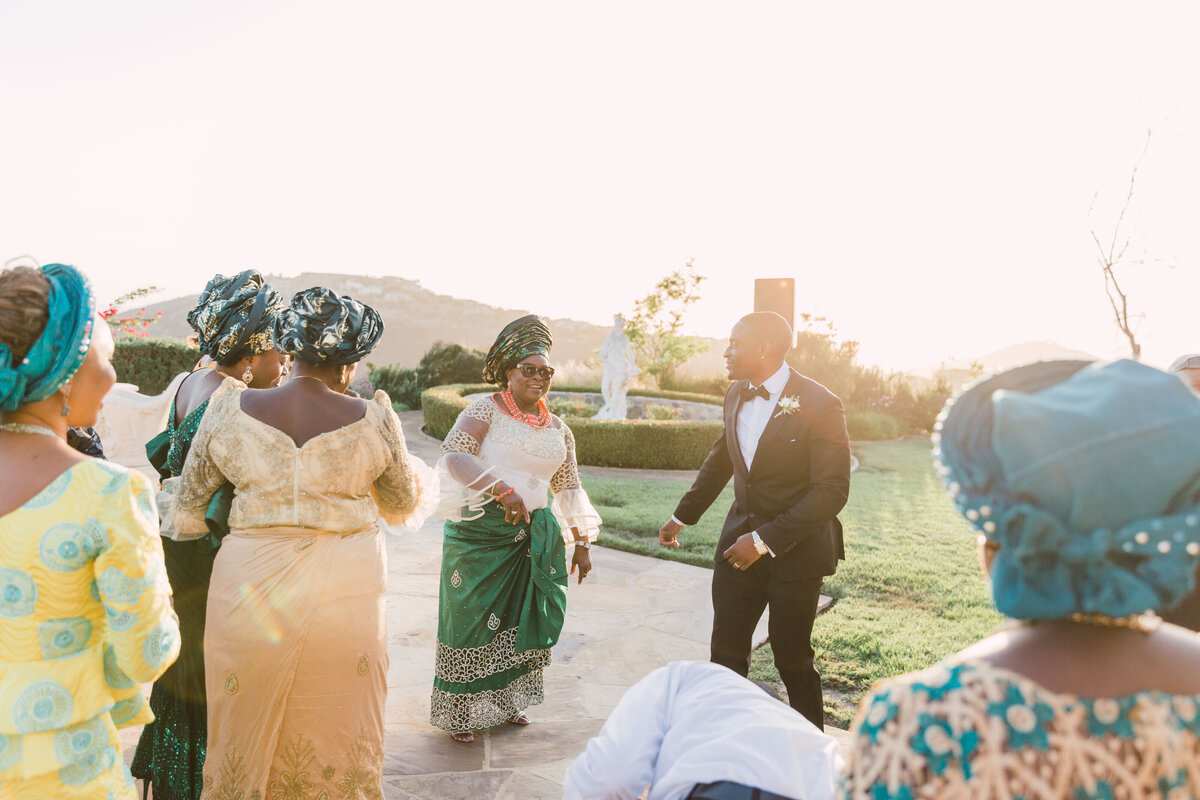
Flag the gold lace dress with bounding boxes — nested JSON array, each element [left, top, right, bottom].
[[172, 381, 421, 800]]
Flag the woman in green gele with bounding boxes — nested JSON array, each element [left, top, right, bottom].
[[432, 315, 602, 743], [132, 270, 289, 800]]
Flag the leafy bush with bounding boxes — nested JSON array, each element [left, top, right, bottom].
[[547, 398, 598, 419], [553, 384, 726, 406], [369, 341, 486, 409], [422, 383, 722, 469], [846, 412, 903, 441], [369, 364, 421, 409], [113, 339, 199, 395], [660, 373, 729, 396], [348, 373, 376, 400], [646, 404, 682, 420], [787, 315, 950, 433]]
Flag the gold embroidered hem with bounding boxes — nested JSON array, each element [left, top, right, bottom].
[[430, 669, 546, 733], [204, 730, 383, 800]]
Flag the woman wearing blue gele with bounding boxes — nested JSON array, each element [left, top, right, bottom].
[[0, 262, 180, 799], [840, 360, 1200, 799]]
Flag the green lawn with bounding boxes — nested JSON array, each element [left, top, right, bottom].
[[582, 438, 1002, 728]]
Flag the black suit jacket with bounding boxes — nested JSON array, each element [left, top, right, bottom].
[[673, 368, 850, 579]]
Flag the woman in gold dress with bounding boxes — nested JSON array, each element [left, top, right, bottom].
[[173, 287, 423, 800]]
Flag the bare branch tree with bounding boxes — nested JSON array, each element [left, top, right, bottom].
[[1088, 128, 1156, 361]]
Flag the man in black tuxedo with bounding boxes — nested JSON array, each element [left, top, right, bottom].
[[659, 312, 850, 729]]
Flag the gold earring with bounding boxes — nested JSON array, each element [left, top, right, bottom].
[[242, 364, 254, 384]]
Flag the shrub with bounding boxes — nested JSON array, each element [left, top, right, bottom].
[[553, 384, 726, 405], [369, 364, 421, 408], [846, 411, 903, 441], [547, 398, 598, 419], [113, 339, 199, 395], [348, 373, 376, 401], [422, 383, 723, 469], [660, 373, 729, 396], [369, 341, 486, 409], [646, 404, 682, 421], [787, 315, 951, 433]]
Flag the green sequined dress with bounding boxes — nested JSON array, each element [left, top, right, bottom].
[[131, 396, 232, 800]]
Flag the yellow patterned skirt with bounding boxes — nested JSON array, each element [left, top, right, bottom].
[[1, 711, 137, 800], [200, 526, 386, 800]]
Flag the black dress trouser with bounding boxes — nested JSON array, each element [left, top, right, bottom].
[[710, 561, 825, 730]]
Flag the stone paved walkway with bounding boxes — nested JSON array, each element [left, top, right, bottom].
[[121, 411, 851, 799]]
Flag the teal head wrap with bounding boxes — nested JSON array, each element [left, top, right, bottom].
[[483, 315, 553, 386], [274, 287, 384, 366], [0, 263, 96, 412], [936, 359, 1200, 620]]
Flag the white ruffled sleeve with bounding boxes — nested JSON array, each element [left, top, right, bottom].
[[551, 425, 601, 542], [433, 398, 503, 522]]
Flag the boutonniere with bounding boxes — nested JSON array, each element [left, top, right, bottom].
[[775, 396, 802, 418]]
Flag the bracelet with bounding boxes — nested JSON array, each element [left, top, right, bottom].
[[494, 486, 515, 500]]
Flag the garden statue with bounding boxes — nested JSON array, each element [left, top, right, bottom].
[[93, 372, 189, 483], [595, 314, 641, 420]]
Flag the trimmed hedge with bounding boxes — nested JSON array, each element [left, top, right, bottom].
[[422, 383, 723, 470], [846, 411, 903, 441], [551, 384, 725, 405], [113, 339, 199, 395]]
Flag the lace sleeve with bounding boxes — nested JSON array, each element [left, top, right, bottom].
[[551, 425, 582, 492], [371, 392, 421, 525], [434, 398, 503, 520], [172, 381, 238, 535], [442, 428, 481, 456], [549, 421, 601, 542]]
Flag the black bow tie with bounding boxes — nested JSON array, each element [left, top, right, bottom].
[[740, 384, 770, 403]]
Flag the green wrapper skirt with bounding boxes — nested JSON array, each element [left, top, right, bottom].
[[430, 504, 568, 732]]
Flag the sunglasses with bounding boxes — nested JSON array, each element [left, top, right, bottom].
[[516, 364, 555, 381]]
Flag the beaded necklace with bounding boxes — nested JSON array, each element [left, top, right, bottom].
[[498, 389, 552, 428], [0, 422, 62, 439]]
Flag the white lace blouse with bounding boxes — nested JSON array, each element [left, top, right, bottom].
[[436, 396, 601, 543]]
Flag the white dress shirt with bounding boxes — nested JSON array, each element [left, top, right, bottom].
[[562, 660, 843, 800], [737, 362, 792, 470]]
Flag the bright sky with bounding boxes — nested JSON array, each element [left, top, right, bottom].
[[3, 1, 1198, 372]]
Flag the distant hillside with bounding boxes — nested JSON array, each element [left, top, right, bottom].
[[944, 341, 1099, 373], [136, 272, 724, 373]]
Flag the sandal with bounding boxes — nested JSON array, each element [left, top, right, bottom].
[[450, 730, 475, 743], [508, 712, 531, 726]]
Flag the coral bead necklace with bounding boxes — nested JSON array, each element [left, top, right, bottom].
[[498, 389, 552, 428]]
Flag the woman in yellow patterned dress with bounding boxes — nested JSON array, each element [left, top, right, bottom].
[[0, 263, 181, 799], [172, 288, 424, 800]]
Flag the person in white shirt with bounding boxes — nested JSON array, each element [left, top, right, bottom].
[[659, 312, 850, 729], [563, 660, 844, 800]]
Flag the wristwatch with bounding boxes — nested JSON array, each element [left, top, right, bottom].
[[574, 539, 591, 549], [750, 531, 769, 556]]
